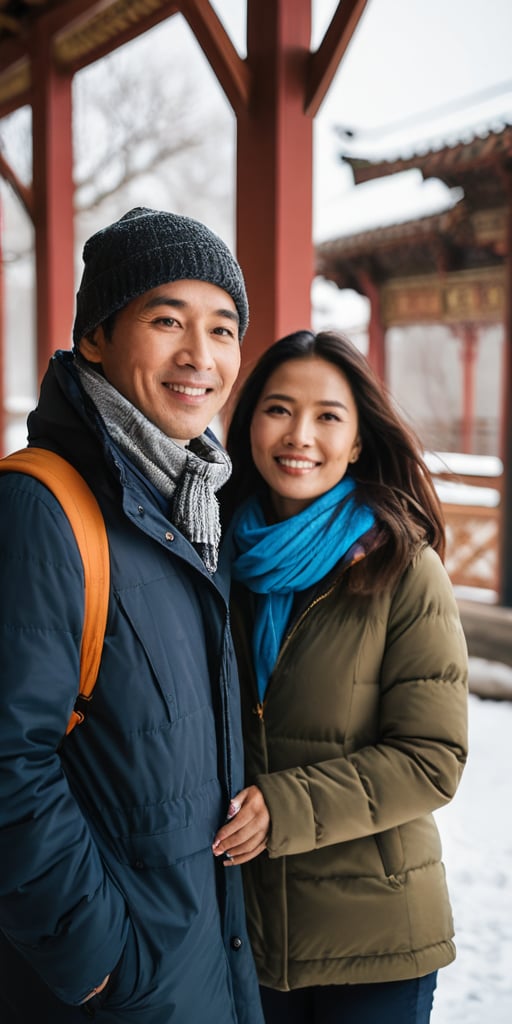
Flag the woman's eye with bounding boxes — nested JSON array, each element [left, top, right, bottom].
[[265, 404, 289, 416], [320, 412, 341, 422]]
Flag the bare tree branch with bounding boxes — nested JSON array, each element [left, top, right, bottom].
[[1, 25, 233, 256]]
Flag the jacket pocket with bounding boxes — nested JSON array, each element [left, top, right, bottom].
[[374, 827, 405, 883], [101, 778, 224, 868], [114, 580, 213, 724], [93, 917, 143, 1014]]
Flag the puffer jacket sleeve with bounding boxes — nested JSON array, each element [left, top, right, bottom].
[[258, 545, 469, 858], [0, 475, 129, 1004]]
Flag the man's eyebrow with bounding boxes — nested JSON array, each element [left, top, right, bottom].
[[142, 295, 239, 324], [263, 391, 349, 411], [216, 308, 239, 325]]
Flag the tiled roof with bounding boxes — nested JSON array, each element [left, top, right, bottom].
[[343, 123, 512, 186]]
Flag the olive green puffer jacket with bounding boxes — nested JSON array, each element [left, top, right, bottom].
[[231, 545, 468, 990]]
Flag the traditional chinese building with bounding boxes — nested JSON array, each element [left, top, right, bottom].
[[315, 123, 512, 602]]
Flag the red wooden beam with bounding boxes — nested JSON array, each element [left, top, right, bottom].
[[180, 0, 250, 117], [0, 34, 25, 73], [305, 0, 368, 117], [236, 0, 314, 369], [0, 89, 32, 121], [30, 24, 75, 380]]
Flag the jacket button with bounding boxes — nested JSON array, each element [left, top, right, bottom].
[[230, 936, 243, 951], [137, 505, 144, 515], [165, 531, 174, 542], [134, 859, 145, 869]]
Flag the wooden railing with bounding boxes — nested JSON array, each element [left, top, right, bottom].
[[426, 453, 503, 597]]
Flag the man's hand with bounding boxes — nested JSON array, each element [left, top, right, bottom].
[[212, 786, 270, 865]]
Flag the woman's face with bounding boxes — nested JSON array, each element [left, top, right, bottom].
[[250, 356, 361, 519]]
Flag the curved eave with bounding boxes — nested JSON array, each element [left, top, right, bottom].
[[316, 205, 463, 263], [343, 122, 512, 186]]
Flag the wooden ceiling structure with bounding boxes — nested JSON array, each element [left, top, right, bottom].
[[0, 0, 368, 386], [316, 124, 512, 603]]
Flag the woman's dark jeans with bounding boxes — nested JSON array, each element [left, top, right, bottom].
[[260, 972, 438, 1024]]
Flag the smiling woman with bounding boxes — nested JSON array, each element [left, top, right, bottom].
[[249, 356, 361, 519], [215, 329, 469, 1024]]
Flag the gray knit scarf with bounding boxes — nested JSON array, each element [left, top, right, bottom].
[[76, 357, 231, 573]]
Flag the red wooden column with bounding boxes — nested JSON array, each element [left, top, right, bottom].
[[457, 323, 478, 453], [356, 270, 385, 380], [183, 0, 367, 369], [30, 21, 75, 384], [236, 0, 314, 368]]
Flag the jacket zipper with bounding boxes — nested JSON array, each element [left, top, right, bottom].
[[253, 579, 340, 722]]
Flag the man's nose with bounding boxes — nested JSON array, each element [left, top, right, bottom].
[[176, 327, 215, 370]]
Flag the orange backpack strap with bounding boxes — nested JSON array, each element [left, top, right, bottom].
[[0, 448, 110, 734]]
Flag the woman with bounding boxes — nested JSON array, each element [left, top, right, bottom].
[[212, 330, 468, 1024]]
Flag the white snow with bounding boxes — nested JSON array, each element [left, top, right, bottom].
[[424, 452, 504, 508], [424, 452, 503, 478], [433, 685, 512, 1022], [433, 481, 500, 508]]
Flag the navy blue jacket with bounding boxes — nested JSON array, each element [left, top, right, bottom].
[[0, 352, 263, 1024]]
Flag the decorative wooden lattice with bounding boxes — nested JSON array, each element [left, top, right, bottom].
[[443, 504, 501, 592]]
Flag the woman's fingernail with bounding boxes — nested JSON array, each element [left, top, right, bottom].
[[227, 801, 241, 819]]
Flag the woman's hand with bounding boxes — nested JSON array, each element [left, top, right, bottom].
[[212, 786, 270, 865]]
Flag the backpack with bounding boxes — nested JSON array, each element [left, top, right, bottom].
[[0, 448, 110, 734]]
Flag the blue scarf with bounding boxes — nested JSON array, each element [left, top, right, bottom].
[[231, 477, 375, 700]]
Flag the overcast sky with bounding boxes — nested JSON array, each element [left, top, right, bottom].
[[311, 0, 512, 238], [211, 0, 512, 238], [3, 0, 512, 347]]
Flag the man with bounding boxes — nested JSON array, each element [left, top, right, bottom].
[[0, 207, 264, 1024]]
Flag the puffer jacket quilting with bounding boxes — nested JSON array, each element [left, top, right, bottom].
[[231, 543, 468, 990], [0, 352, 263, 1024]]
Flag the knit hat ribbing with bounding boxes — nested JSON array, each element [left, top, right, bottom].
[[73, 207, 249, 346]]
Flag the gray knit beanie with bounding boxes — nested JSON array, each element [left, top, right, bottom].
[[73, 207, 249, 346]]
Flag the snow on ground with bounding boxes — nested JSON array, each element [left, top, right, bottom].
[[432, 685, 512, 1022]]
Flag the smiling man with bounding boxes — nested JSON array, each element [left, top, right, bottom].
[[0, 208, 264, 1024]]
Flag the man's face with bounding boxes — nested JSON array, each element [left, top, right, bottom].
[[80, 279, 241, 442]]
